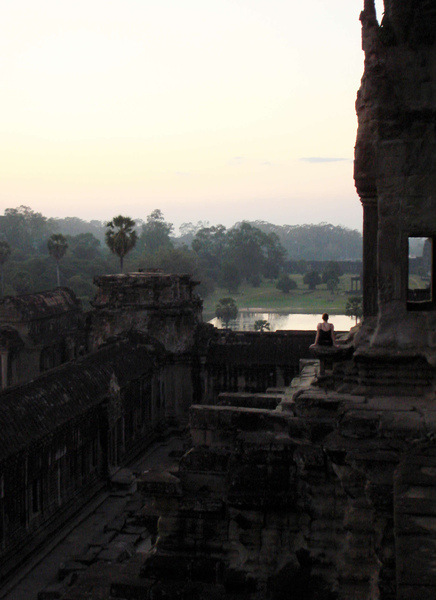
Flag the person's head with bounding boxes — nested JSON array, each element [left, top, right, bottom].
[[322, 313, 329, 322]]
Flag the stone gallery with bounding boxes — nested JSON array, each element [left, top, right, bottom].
[[1, 0, 436, 598]]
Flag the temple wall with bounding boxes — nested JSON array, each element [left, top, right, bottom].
[[89, 272, 202, 355], [203, 330, 315, 404], [0, 339, 166, 582], [0, 288, 85, 388], [137, 366, 436, 599]]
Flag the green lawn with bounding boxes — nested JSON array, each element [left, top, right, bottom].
[[202, 274, 360, 320], [408, 274, 429, 289]]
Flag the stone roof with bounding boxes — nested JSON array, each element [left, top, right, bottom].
[[0, 288, 81, 323], [0, 338, 159, 464]]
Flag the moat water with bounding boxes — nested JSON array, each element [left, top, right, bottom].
[[209, 312, 355, 332]]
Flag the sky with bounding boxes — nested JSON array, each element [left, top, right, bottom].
[[0, 0, 385, 233]]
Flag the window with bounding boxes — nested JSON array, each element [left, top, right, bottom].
[[408, 237, 435, 310], [31, 478, 42, 514]]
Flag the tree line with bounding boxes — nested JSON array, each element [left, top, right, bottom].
[[0, 206, 362, 305]]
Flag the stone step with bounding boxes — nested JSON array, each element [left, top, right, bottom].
[[217, 392, 283, 410]]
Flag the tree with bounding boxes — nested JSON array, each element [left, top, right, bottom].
[[276, 274, 297, 293], [303, 270, 321, 290], [0, 206, 51, 255], [322, 261, 342, 284], [48, 234, 68, 287], [262, 232, 286, 279], [192, 225, 228, 279], [0, 241, 11, 297], [346, 296, 363, 324], [219, 261, 242, 293], [254, 319, 270, 332], [12, 271, 33, 295], [248, 273, 262, 288], [177, 221, 210, 247], [105, 215, 138, 273], [67, 233, 101, 260], [326, 278, 338, 295], [142, 245, 214, 298], [226, 222, 286, 284], [226, 222, 266, 283], [423, 238, 432, 275], [140, 209, 173, 255], [288, 259, 308, 274], [215, 297, 238, 329], [67, 275, 97, 302]]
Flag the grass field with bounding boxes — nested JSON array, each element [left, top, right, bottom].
[[202, 273, 361, 320]]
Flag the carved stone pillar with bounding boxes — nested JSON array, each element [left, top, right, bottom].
[[361, 198, 378, 317], [0, 350, 7, 390]]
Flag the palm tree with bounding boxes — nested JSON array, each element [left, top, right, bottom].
[[48, 234, 68, 287], [105, 216, 138, 273], [0, 241, 11, 297]]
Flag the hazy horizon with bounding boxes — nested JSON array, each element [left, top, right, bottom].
[[1, 204, 364, 237], [1, 1, 385, 233]]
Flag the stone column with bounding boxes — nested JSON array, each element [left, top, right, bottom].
[[362, 198, 378, 317], [0, 351, 8, 390]]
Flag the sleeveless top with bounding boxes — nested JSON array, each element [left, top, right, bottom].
[[318, 325, 333, 346]]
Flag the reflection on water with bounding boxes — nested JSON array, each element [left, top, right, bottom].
[[209, 312, 355, 332]]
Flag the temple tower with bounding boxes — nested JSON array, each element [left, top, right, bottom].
[[354, 0, 436, 383]]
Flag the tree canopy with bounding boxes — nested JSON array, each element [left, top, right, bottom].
[[242, 221, 362, 261], [215, 297, 238, 329], [322, 261, 342, 284], [254, 319, 270, 332], [140, 209, 173, 256], [0, 241, 11, 297], [191, 222, 286, 287], [303, 270, 321, 290], [219, 261, 242, 293], [192, 225, 228, 280], [276, 273, 297, 293], [0, 205, 362, 305]]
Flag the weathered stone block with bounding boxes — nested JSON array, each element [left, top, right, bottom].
[[379, 410, 425, 439], [37, 583, 67, 600], [339, 410, 380, 439], [142, 552, 223, 585], [58, 560, 88, 581], [137, 471, 182, 497], [293, 392, 344, 418], [395, 485, 436, 516], [179, 446, 230, 472], [395, 514, 436, 536], [398, 585, 436, 600], [294, 443, 325, 472], [396, 536, 436, 586], [217, 392, 282, 410], [98, 541, 135, 563]]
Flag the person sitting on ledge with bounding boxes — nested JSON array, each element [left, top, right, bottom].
[[313, 313, 336, 347]]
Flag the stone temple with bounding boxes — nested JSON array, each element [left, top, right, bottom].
[[1, 1, 436, 598]]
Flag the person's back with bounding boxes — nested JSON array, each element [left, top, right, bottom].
[[318, 325, 333, 346], [314, 313, 336, 347]]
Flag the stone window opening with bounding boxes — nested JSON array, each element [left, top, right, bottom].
[[31, 478, 42, 515], [407, 237, 436, 310]]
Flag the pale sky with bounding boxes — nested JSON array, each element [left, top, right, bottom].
[[0, 0, 385, 233]]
